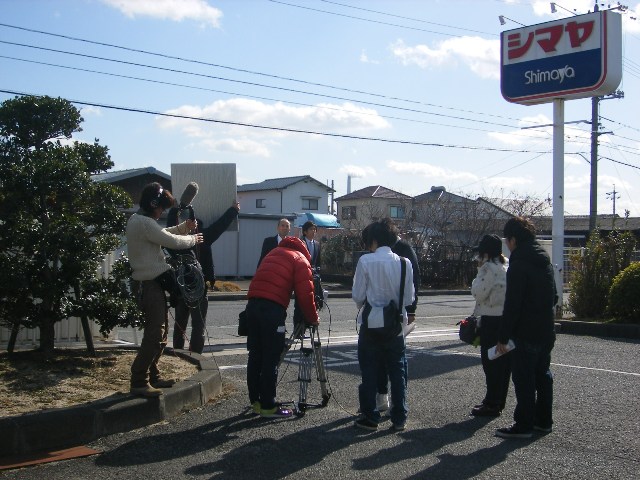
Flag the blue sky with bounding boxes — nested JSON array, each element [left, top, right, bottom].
[[1, 0, 639, 216]]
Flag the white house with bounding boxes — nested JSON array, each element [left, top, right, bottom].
[[238, 175, 334, 216]]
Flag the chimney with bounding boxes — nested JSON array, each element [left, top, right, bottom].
[[347, 175, 352, 194]]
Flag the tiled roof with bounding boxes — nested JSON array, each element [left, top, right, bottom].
[[91, 167, 170, 183], [238, 175, 334, 192], [335, 185, 411, 201]]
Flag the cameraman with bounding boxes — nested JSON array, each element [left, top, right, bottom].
[[166, 200, 239, 353], [246, 236, 318, 418], [126, 182, 203, 397]]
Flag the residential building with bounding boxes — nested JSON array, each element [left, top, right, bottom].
[[334, 185, 412, 231]]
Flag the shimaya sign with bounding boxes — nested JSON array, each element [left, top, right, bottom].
[[501, 10, 622, 105]]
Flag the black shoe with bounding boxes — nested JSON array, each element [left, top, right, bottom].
[[354, 417, 378, 431], [495, 424, 533, 439], [471, 404, 501, 417], [533, 424, 553, 433]]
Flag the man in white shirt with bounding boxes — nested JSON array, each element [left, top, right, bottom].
[[352, 218, 414, 432]]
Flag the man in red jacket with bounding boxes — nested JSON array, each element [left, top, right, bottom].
[[246, 236, 319, 418]]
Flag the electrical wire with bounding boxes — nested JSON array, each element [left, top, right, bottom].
[[0, 88, 556, 154]]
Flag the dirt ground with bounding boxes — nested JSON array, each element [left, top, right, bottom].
[[0, 348, 199, 417]]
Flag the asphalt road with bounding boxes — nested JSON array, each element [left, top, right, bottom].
[[4, 296, 639, 479]]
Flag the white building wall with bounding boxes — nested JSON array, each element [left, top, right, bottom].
[[281, 182, 329, 214], [238, 190, 282, 215]]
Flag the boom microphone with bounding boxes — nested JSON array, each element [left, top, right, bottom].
[[179, 182, 199, 209]]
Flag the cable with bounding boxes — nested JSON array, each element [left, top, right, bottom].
[[0, 22, 539, 126], [0, 89, 555, 154], [0, 54, 548, 137], [0, 39, 526, 130]]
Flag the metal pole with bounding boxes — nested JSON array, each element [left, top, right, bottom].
[[552, 99, 565, 304], [589, 96, 599, 232]]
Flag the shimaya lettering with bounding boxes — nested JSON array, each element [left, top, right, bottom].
[[524, 65, 575, 85]]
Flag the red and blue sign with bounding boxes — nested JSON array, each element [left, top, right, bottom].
[[501, 11, 622, 105]]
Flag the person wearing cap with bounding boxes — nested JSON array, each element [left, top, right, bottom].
[[470, 234, 510, 417]]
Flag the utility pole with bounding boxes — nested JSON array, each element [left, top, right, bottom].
[[589, 96, 599, 232], [606, 184, 620, 216], [588, 90, 623, 233]]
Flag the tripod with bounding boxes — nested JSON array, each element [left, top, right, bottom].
[[280, 322, 331, 416]]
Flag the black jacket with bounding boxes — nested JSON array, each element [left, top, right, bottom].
[[257, 235, 279, 268], [499, 239, 557, 345], [166, 206, 239, 283], [391, 239, 421, 314]]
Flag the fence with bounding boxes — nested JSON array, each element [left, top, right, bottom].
[[0, 250, 140, 349]]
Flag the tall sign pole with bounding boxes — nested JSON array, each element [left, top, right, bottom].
[[501, 10, 622, 301], [552, 98, 565, 289]]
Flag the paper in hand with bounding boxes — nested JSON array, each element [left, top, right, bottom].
[[488, 339, 515, 360]]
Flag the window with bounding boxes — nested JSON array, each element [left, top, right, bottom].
[[342, 206, 357, 219], [390, 205, 405, 219], [302, 198, 318, 210], [256, 199, 266, 208]]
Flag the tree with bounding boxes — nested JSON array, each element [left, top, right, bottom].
[[0, 95, 141, 355]]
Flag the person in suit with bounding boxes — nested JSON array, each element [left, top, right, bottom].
[[257, 218, 291, 267], [300, 220, 321, 271], [293, 220, 322, 327]]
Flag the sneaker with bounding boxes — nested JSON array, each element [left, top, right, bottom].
[[391, 422, 406, 432], [495, 424, 533, 439], [354, 417, 378, 431], [471, 404, 502, 417], [251, 401, 261, 415], [130, 385, 163, 397], [150, 378, 176, 388], [260, 406, 294, 418], [376, 393, 389, 412], [533, 424, 553, 433]]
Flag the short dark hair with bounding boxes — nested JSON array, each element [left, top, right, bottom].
[[302, 221, 317, 233], [139, 182, 174, 212], [503, 216, 536, 244], [363, 217, 398, 249]]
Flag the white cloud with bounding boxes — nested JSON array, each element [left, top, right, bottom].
[[339, 164, 377, 178], [390, 37, 500, 80], [488, 113, 592, 148], [387, 160, 478, 182], [80, 106, 102, 117], [360, 50, 381, 65], [101, 0, 223, 27], [156, 98, 390, 156]]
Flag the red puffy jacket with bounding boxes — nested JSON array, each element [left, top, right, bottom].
[[248, 236, 319, 325]]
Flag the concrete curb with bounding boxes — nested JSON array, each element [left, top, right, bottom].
[[0, 348, 222, 458], [556, 320, 640, 339]]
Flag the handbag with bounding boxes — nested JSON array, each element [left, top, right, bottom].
[[457, 315, 479, 345], [362, 258, 406, 341]]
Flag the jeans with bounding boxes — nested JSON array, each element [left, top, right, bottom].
[[479, 315, 511, 409], [246, 298, 287, 410], [130, 279, 169, 388], [172, 291, 208, 354], [358, 329, 408, 426], [511, 338, 555, 431]]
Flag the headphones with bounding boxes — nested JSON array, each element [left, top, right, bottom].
[[149, 186, 164, 209]]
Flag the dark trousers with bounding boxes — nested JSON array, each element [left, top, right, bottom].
[[358, 330, 408, 426], [479, 315, 512, 409], [511, 338, 555, 431], [172, 292, 208, 354], [246, 298, 287, 410], [130, 280, 168, 388]]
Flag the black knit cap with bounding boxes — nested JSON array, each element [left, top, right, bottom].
[[473, 234, 503, 258]]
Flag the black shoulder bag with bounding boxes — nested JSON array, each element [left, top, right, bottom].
[[362, 258, 406, 341]]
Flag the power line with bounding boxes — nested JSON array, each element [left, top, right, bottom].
[[0, 22, 530, 126], [268, 0, 490, 38], [0, 39, 526, 130], [0, 88, 555, 154], [318, 0, 497, 37], [0, 54, 553, 140]]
